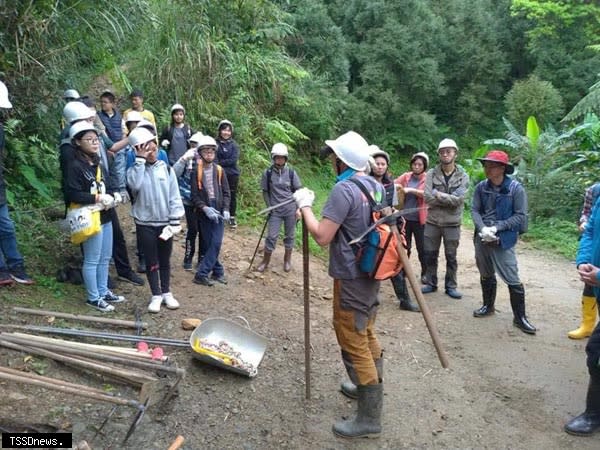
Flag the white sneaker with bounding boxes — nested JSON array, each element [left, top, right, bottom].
[[148, 295, 163, 313], [162, 292, 180, 310]]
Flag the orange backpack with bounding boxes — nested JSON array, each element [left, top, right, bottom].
[[348, 178, 403, 280]]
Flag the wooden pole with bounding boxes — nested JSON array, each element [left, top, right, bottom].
[[13, 307, 148, 330], [302, 219, 311, 399], [393, 226, 450, 368]]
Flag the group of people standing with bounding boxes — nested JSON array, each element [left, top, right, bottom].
[[2, 78, 599, 438], [58, 88, 241, 313], [292, 130, 540, 438]]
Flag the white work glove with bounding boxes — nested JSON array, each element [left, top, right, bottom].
[[170, 225, 182, 234], [223, 210, 231, 222], [182, 149, 197, 161], [113, 192, 123, 205], [293, 187, 315, 209], [479, 226, 498, 242], [161, 139, 170, 148], [119, 190, 130, 204], [159, 225, 174, 241], [203, 206, 222, 223], [98, 194, 115, 209]]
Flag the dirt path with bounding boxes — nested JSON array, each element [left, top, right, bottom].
[[1, 216, 599, 449]]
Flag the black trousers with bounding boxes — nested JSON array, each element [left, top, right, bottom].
[[136, 224, 173, 296], [110, 209, 133, 276], [227, 173, 239, 217], [404, 219, 426, 276]]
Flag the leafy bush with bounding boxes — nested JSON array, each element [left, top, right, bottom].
[[504, 75, 564, 130]]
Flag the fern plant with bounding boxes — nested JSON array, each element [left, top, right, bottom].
[[3, 118, 60, 207]]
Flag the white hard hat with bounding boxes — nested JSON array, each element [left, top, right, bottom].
[[125, 110, 143, 124], [197, 135, 217, 148], [63, 101, 94, 124], [325, 131, 370, 171], [189, 132, 204, 143], [218, 119, 233, 131], [69, 121, 98, 140], [437, 138, 458, 151], [63, 89, 80, 101], [0, 81, 12, 109], [368, 145, 390, 164], [171, 103, 185, 114], [410, 152, 429, 169], [137, 118, 156, 134], [128, 127, 155, 147], [271, 143, 288, 158]]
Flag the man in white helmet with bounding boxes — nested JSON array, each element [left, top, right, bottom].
[[421, 138, 470, 299], [0, 81, 34, 286], [256, 143, 303, 273], [293, 131, 385, 439]]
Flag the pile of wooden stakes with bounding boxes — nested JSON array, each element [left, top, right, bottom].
[[0, 308, 186, 445]]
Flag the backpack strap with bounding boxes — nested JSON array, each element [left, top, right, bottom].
[[348, 177, 378, 208]]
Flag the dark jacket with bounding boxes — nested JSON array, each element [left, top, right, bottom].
[[471, 176, 527, 249], [191, 161, 231, 213], [216, 138, 240, 177], [98, 110, 123, 141], [63, 153, 111, 225]]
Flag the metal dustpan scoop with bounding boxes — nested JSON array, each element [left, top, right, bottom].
[[189, 316, 268, 378]]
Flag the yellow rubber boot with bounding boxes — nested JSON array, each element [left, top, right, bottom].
[[568, 296, 598, 339]]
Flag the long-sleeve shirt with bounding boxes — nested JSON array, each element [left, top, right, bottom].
[[126, 158, 184, 227], [423, 164, 469, 227]]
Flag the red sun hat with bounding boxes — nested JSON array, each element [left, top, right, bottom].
[[477, 150, 514, 174]]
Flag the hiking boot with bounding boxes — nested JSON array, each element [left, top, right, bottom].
[[10, 266, 34, 285], [118, 271, 145, 286], [103, 291, 125, 303], [211, 275, 228, 285], [193, 276, 214, 286], [87, 298, 115, 312], [229, 217, 237, 229], [162, 292, 180, 309], [148, 295, 163, 313], [0, 270, 15, 286]]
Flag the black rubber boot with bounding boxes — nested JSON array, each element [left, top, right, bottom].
[[341, 358, 383, 400], [509, 284, 536, 334], [333, 383, 383, 438], [473, 276, 497, 317], [565, 369, 600, 436], [183, 239, 194, 271], [392, 272, 420, 312]]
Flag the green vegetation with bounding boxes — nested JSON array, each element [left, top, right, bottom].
[[1, 0, 600, 276]]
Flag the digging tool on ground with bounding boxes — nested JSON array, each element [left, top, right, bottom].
[[0, 325, 189, 347], [6, 332, 168, 361], [0, 365, 148, 443], [1, 333, 183, 375], [248, 213, 270, 271], [392, 225, 450, 368], [0, 338, 156, 387], [302, 218, 311, 399], [13, 306, 148, 330]]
